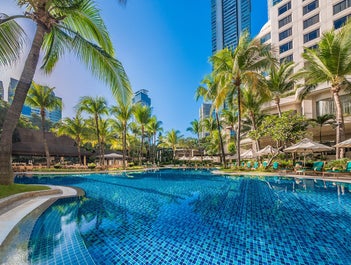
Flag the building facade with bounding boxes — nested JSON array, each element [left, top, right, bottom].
[[211, 0, 251, 54], [256, 0, 351, 144], [199, 103, 213, 138], [0, 81, 3, 101], [132, 89, 151, 107], [7, 78, 62, 123]]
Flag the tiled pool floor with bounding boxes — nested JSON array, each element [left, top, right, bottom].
[[12, 170, 351, 264]]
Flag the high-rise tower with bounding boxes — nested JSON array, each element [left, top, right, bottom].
[[211, 0, 251, 54]]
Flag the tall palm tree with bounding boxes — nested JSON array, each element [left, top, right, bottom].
[[187, 119, 201, 141], [110, 101, 134, 169], [297, 22, 351, 158], [25, 82, 62, 167], [196, 74, 226, 167], [147, 116, 163, 165], [78, 96, 108, 165], [241, 89, 267, 151], [265, 61, 297, 117], [309, 114, 335, 143], [212, 31, 274, 165], [133, 104, 152, 165], [164, 129, 183, 161], [55, 113, 89, 165], [0, 0, 131, 184]]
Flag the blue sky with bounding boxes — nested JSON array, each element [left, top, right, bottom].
[[1, 0, 268, 137]]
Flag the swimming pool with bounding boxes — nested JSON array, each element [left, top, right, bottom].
[[10, 170, 351, 264]]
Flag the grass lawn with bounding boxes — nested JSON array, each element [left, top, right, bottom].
[[0, 184, 50, 199]]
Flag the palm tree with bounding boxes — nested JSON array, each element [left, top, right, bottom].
[[147, 116, 163, 165], [164, 129, 183, 161], [241, 89, 267, 151], [265, 61, 297, 117], [55, 113, 89, 165], [78, 96, 108, 165], [133, 104, 152, 165], [25, 82, 62, 167], [0, 0, 131, 184], [310, 114, 335, 143], [110, 101, 134, 169], [212, 31, 274, 165], [297, 22, 351, 158], [187, 119, 201, 141], [196, 74, 226, 167]]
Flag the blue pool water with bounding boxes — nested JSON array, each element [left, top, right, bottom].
[[15, 169, 351, 264]]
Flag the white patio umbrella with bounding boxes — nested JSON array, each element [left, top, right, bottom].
[[190, 156, 201, 161], [256, 145, 279, 157], [241, 149, 257, 159], [334, 138, 351, 148], [178, 156, 189, 161], [284, 138, 333, 166]]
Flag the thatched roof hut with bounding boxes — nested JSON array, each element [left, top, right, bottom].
[[12, 128, 91, 157]]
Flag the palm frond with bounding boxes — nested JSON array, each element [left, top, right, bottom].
[[0, 13, 26, 66]]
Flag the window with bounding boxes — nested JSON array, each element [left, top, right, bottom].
[[279, 15, 292, 28], [316, 95, 351, 116], [280, 54, 293, 64], [279, 41, 293, 53], [279, 28, 292, 41], [278, 2, 291, 16], [304, 29, 320, 43], [260, 33, 271, 43], [334, 14, 351, 29], [303, 0, 319, 15], [333, 0, 351, 15], [303, 14, 319, 29]]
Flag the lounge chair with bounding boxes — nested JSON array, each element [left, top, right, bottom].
[[252, 161, 259, 170], [272, 161, 279, 170], [301, 161, 324, 175]]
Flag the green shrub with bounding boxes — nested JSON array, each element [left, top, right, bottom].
[[54, 163, 62, 169], [88, 163, 96, 169], [325, 158, 349, 170]]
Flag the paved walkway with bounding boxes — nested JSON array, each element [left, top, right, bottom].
[[0, 185, 78, 247]]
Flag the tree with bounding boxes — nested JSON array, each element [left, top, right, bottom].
[[78, 96, 108, 165], [252, 111, 309, 149], [265, 61, 297, 117], [212, 31, 274, 166], [0, 0, 131, 184], [196, 74, 226, 167], [241, 89, 267, 151], [164, 129, 183, 161], [147, 116, 163, 165], [309, 114, 335, 143], [110, 100, 134, 169], [25, 82, 62, 167], [55, 113, 89, 165], [133, 104, 152, 165], [297, 21, 351, 158]]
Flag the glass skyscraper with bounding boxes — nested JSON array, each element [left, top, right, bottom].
[[211, 0, 251, 54], [132, 89, 151, 107], [7, 78, 62, 123]]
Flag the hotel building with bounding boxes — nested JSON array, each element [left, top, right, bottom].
[[256, 0, 351, 145]]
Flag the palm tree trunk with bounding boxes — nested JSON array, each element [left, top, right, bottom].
[[139, 126, 144, 166], [94, 115, 102, 165], [215, 112, 226, 167], [276, 98, 282, 117], [0, 25, 46, 185], [334, 91, 345, 159], [236, 86, 241, 166], [76, 138, 82, 165], [122, 125, 127, 170], [40, 109, 51, 168]]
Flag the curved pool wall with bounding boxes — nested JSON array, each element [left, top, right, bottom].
[[14, 169, 351, 264]]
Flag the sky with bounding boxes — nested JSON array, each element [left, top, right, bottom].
[[0, 0, 268, 137]]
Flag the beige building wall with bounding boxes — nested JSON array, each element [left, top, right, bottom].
[[256, 0, 351, 144]]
